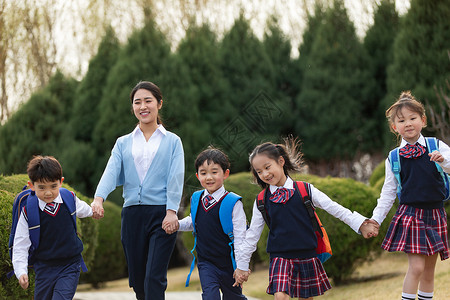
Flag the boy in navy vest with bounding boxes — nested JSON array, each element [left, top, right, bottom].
[[178, 147, 249, 300], [12, 156, 93, 300]]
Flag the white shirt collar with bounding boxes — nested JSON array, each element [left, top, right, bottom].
[[38, 193, 63, 211], [399, 134, 425, 148], [269, 176, 294, 194], [132, 124, 167, 137], [203, 185, 226, 201]]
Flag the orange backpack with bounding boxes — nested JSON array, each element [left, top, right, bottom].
[[256, 181, 332, 263]]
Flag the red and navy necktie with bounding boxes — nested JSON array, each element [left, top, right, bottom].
[[202, 194, 214, 211], [44, 202, 59, 216], [399, 143, 426, 158], [269, 187, 294, 204]]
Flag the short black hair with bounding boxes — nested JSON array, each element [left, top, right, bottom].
[[195, 146, 230, 173], [27, 155, 63, 183]]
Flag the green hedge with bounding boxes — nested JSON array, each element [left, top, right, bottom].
[[369, 161, 385, 188], [0, 174, 98, 298]]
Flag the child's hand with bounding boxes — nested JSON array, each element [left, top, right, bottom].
[[91, 197, 104, 219], [162, 210, 178, 234], [19, 274, 29, 290], [429, 150, 444, 163], [233, 268, 251, 287], [360, 219, 379, 238]]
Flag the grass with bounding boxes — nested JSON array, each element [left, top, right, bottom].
[[77, 252, 450, 299]]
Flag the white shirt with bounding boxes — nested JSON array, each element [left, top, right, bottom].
[[12, 193, 93, 279], [132, 125, 166, 183], [178, 186, 248, 270], [371, 135, 450, 225], [239, 177, 367, 271]]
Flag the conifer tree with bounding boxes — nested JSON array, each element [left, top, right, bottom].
[[295, 0, 375, 160]]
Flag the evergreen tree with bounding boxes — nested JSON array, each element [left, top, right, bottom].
[[0, 72, 78, 174], [385, 0, 450, 145], [59, 27, 120, 194], [295, 0, 375, 160], [363, 0, 399, 151], [218, 13, 276, 171]]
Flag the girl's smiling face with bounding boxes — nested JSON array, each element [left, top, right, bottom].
[[132, 89, 162, 126], [391, 106, 426, 144], [251, 154, 287, 187]]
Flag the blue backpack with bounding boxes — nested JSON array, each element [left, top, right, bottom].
[[8, 186, 88, 278], [389, 137, 450, 201], [185, 191, 242, 287]]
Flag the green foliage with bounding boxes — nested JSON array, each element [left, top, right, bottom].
[[295, 0, 376, 159], [81, 201, 127, 286], [369, 161, 386, 188], [0, 72, 78, 175], [0, 174, 98, 298], [385, 0, 450, 147]]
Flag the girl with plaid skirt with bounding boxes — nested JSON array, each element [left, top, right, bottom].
[[368, 91, 450, 300], [235, 138, 377, 299]]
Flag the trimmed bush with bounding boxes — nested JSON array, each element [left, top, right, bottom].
[[80, 201, 127, 286], [369, 161, 385, 188], [0, 174, 98, 298]]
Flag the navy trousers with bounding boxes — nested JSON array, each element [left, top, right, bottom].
[[121, 205, 177, 300], [198, 260, 247, 300], [33, 256, 81, 300]]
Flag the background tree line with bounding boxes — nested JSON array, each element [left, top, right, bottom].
[[0, 0, 449, 207]]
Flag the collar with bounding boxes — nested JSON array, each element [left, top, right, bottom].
[[203, 186, 226, 201], [269, 176, 294, 194], [132, 124, 167, 137], [38, 194, 63, 211], [399, 134, 426, 148]]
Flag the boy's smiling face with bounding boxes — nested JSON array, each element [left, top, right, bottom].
[[196, 161, 230, 194], [28, 178, 63, 204]]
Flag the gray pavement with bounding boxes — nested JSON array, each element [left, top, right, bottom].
[[74, 291, 261, 300]]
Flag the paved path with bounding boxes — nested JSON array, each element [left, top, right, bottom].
[[74, 291, 260, 300]]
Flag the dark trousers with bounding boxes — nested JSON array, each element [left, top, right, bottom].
[[121, 205, 177, 300], [198, 260, 247, 300], [34, 256, 81, 300]]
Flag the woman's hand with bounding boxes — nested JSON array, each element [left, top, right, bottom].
[[91, 197, 105, 219], [162, 210, 179, 234]]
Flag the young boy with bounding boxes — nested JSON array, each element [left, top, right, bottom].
[[178, 147, 250, 299], [12, 155, 93, 299]]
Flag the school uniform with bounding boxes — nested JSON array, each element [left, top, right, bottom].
[[179, 186, 247, 300], [372, 135, 450, 260], [95, 125, 184, 300], [241, 177, 366, 298], [12, 193, 92, 300]]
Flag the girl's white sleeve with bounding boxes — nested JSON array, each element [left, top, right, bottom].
[[12, 211, 31, 279], [311, 184, 367, 233], [371, 158, 397, 225], [238, 200, 265, 271]]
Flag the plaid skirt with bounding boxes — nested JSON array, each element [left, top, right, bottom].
[[267, 257, 331, 298], [382, 204, 449, 260]]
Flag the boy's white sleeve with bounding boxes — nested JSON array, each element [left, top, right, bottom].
[[178, 215, 193, 231], [12, 211, 31, 279], [371, 158, 397, 225], [238, 200, 265, 271], [311, 184, 367, 233], [231, 200, 247, 271], [75, 196, 93, 218]]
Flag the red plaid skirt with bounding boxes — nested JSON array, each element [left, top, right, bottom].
[[382, 204, 449, 260], [267, 257, 331, 298]]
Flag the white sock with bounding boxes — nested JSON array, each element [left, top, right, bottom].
[[417, 290, 433, 300], [402, 292, 416, 300]]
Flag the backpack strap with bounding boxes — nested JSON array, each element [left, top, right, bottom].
[[59, 188, 88, 272], [185, 190, 203, 287], [256, 188, 270, 226], [389, 147, 402, 199], [294, 181, 322, 237], [26, 192, 41, 253], [218, 192, 241, 271], [425, 137, 450, 201]]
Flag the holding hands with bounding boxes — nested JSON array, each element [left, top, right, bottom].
[[162, 210, 179, 234], [91, 197, 105, 219], [360, 219, 379, 239], [233, 268, 251, 287]]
